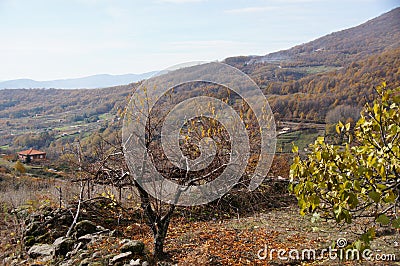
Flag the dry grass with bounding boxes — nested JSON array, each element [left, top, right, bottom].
[[1, 173, 399, 265]]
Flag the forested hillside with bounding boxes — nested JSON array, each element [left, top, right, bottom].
[[255, 6, 400, 66], [0, 7, 399, 153], [1, 6, 400, 266], [224, 7, 400, 122], [226, 7, 400, 68], [0, 84, 134, 119], [0, 84, 135, 153], [266, 47, 400, 122]]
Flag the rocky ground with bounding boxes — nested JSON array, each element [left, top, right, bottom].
[[0, 180, 399, 265], [2, 198, 150, 266]]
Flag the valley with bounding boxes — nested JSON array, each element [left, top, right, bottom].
[[0, 6, 399, 266]]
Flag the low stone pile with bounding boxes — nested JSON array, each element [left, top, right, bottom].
[[4, 202, 150, 266], [27, 230, 147, 266]]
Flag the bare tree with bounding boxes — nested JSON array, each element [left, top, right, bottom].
[[63, 62, 276, 260]]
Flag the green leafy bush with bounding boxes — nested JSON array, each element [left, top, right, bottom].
[[289, 82, 400, 247]]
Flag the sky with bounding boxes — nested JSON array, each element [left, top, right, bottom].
[[0, 0, 398, 81]]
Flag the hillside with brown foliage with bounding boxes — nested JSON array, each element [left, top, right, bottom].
[[223, 8, 400, 123], [250, 7, 400, 67], [0, 7, 399, 152], [266, 47, 400, 122], [0, 84, 135, 119]]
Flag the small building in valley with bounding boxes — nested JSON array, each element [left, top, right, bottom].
[[18, 148, 46, 163]]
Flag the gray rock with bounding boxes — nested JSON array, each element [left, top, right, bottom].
[[75, 220, 98, 238], [79, 258, 90, 266], [39, 255, 53, 263], [78, 234, 95, 243], [92, 251, 102, 258], [36, 231, 51, 243], [73, 242, 85, 252], [110, 252, 132, 264], [3, 257, 12, 264], [25, 222, 40, 236], [130, 258, 141, 265], [65, 242, 83, 258], [29, 213, 41, 222], [28, 244, 54, 258], [53, 236, 75, 256], [119, 239, 131, 245], [109, 229, 124, 237], [58, 214, 73, 225], [10, 259, 20, 266], [11, 207, 29, 218], [79, 252, 90, 259], [89, 262, 103, 266], [142, 262, 149, 266], [96, 225, 107, 231], [120, 240, 145, 255]]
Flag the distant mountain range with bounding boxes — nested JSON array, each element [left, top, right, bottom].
[[0, 72, 157, 89], [0, 7, 399, 126], [225, 7, 400, 68], [254, 7, 400, 65], [221, 7, 400, 122]]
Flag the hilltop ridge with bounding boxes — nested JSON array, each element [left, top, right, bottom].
[[225, 7, 400, 68]]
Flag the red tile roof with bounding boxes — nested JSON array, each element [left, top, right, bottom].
[[18, 148, 46, 156]]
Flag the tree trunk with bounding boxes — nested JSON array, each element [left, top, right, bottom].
[[151, 205, 175, 259], [135, 181, 176, 260], [154, 227, 167, 259]]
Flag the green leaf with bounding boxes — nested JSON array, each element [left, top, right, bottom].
[[368, 191, 381, 203], [376, 214, 390, 226], [292, 144, 298, 153], [344, 181, 352, 190], [315, 151, 321, 161], [288, 84, 400, 232], [379, 165, 386, 180], [353, 180, 361, 191], [383, 190, 396, 203], [310, 194, 320, 210], [344, 210, 352, 224], [353, 240, 362, 251], [392, 218, 400, 228], [288, 183, 294, 192], [373, 104, 379, 115], [360, 227, 375, 245], [376, 183, 387, 191], [348, 193, 359, 209], [333, 206, 342, 220], [298, 198, 306, 210], [336, 124, 341, 134]]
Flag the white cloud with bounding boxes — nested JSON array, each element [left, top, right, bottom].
[[224, 6, 278, 14]]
